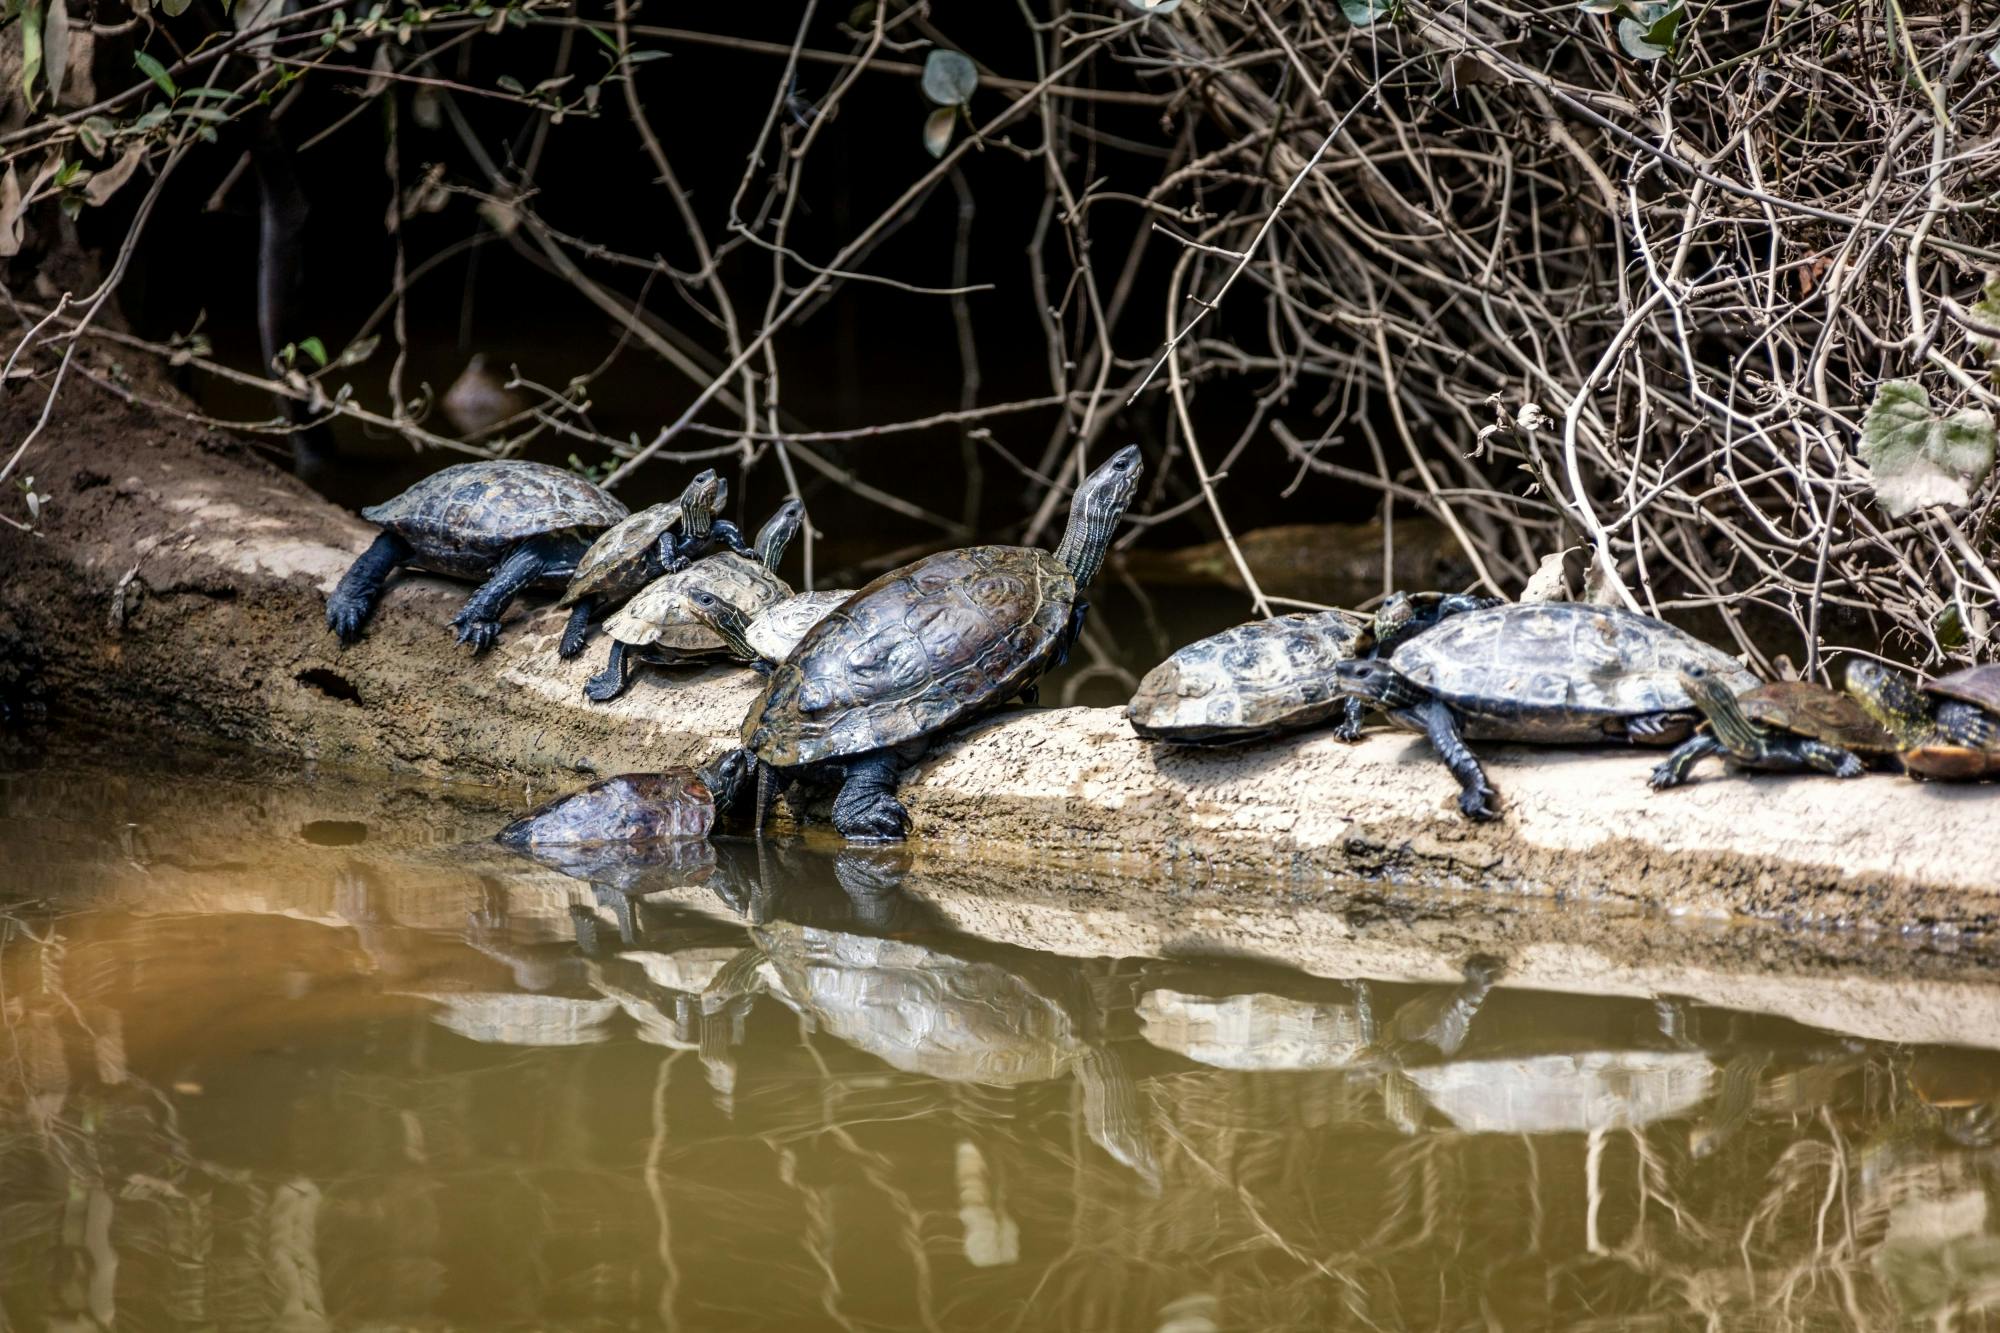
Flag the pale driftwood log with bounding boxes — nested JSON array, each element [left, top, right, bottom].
[[3, 362, 1998, 929]]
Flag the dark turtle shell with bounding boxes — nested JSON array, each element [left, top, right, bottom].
[[1126, 611, 1366, 743], [1735, 681, 1899, 756], [494, 771, 717, 846], [1903, 745, 2000, 781], [1392, 603, 1759, 741], [745, 545, 1074, 768], [1924, 665, 2000, 715], [364, 460, 627, 578], [559, 501, 685, 607]]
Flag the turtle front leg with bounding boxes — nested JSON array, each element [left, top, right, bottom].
[[831, 749, 911, 842], [452, 535, 564, 652], [1410, 700, 1498, 821], [710, 519, 755, 559], [1650, 735, 1722, 790], [1333, 696, 1367, 743], [584, 641, 635, 702], [1797, 739, 1865, 779], [327, 532, 412, 644], [558, 598, 596, 660]]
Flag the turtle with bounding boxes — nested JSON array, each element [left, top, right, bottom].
[[585, 500, 805, 703], [744, 589, 855, 665], [1331, 602, 1760, 820], [698, 921, 1159, 1184], [1845, 659, 2000, 781], [326, 459, 628, 651], [493, 754, 751, 848], [1648, 667, 1897, 789], [554, 469, 750, 660], [737, 444, 1143, 842], [1125, 591, 1500, 746]]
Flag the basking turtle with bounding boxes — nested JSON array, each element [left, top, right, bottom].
[[494, 755, 750, 847], [744, 590, 854, 665], [1649, 667, 1896, 788], [585, 501, 804, 702], [1126, 592, 1499, 746], [326, 459, 628, 650], [1332, 602, 1759, 820], [739, 445, 1143, 841], [1846, 659, 2000, 780], [554, 469, 749, 660]]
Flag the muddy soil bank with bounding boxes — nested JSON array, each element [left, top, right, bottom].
[[2, 356, 1997, 930]]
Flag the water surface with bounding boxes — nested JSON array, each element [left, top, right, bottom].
[[3, 753, 1998, 1330]]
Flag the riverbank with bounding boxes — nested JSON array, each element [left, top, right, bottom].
[[3, 360, 1997, 933]]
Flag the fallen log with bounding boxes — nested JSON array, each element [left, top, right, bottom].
[[4, 356, 1998, 932]]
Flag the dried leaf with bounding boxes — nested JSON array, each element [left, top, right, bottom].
[[922, 106, 955, 158], [0, 166, 25, 258], [920, 49, 977, 106], [82, 145, 142, 205], [1519, 548, 1582, 603], [1857, 379, 1997, 518]]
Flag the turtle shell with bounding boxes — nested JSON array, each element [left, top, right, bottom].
[[603, 553, 791, 652], [1902, 745, 2000, 781], [363, 460, 627, 578], [1391, 603, 1759, 742], [1737, 681, 1899, 756], [745, 545, 1074, 768], [1923, 665, 2000, 715], [559, 501, 684, 607], [1126, 610, 1366, 743], [744, 590, 853, 663], [494, 770, 715, 846]]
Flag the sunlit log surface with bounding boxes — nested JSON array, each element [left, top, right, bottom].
[[5, 363, 2000, 928]]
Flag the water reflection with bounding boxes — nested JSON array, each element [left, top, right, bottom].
[[5, 766, 2000, 1328]]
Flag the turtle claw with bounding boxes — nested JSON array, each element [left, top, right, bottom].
[[1332, 718, 1365, 744], [833, 794, 910, 843], [452, 615, 502, 653], [1831, 753, 1865, 779], [1648, 761, 1686, 791], [326, 601, 366, 645], [583, 668, 623, 703], [1458, 785, 1501, 822]]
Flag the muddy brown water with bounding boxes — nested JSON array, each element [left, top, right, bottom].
[[4, 748, 2000, 1331]]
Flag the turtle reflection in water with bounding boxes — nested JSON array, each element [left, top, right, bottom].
[[701, 922, 1160, 1187], [1137, 985, 1377, 1071]]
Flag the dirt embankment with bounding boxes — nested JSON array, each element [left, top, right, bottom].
[[3, 353, 1998, 931]]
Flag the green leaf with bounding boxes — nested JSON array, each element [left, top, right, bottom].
[[921, 105, 954, 158], [21, 0, 43, 112], [1966, 273, 2000, 367], [624, 48, 668, 63], [920, 49, 977, 106], [495, 73, 524, 94], [1615, 0, 1681, 59], [1338, 0, 1390, 25], [297, 335, 328, 367], [581, 22, 619, 56], [160, 0, 190, 16], [1857, 379, 1997, 518], [1574, 0, 1621, 13], [133, 50, 177, 100], [335, 333, 380, 367], [1122, 0, 1181, 11]]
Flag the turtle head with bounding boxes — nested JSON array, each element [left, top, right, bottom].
[[679, 469, 725, 535], [1333, 657, 1428, 711], [686, 587, 760, 663], [755, 498, 806, 572], [1678, 665, 1760, 753], [1844, 659, 1933, 746], [1372, 592, 1418, 649], [1053, 445, 1143, 589], [697, 747, 755, 811]]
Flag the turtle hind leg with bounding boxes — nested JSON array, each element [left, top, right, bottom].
[[558, 598, 595, 660], [831, 750, 910, 842], [1797, 739, 1864, 779], [584, 641, 634, 703], [1626, 710, 1694, 743], [1650, 735, 1722, 790], [452, 534, 563, 652], [1411, 699, 1498, 822], [326, 532, 412, 644]]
